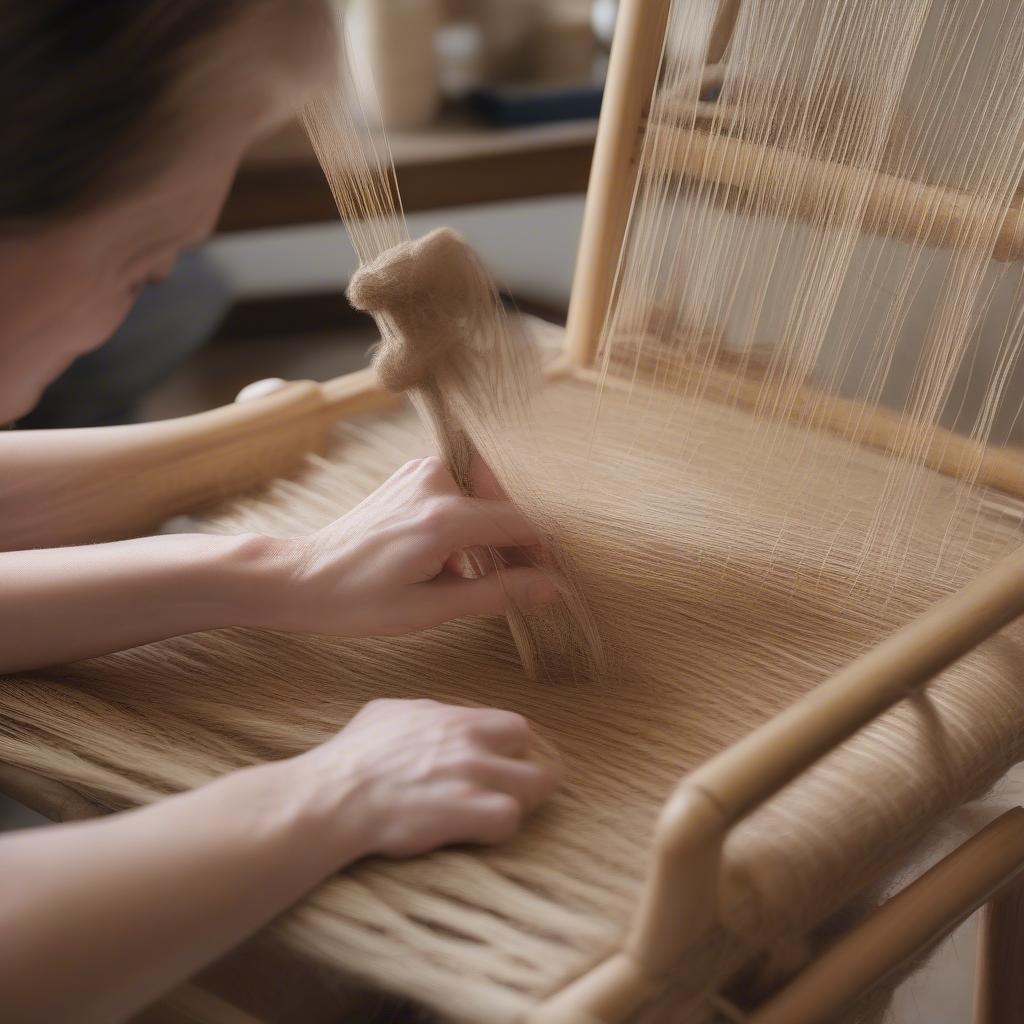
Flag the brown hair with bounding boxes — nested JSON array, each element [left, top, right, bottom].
[[0, 1, 258, 221]]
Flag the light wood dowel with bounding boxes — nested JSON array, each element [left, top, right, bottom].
[[706, 0, 742, 65], [534, 539, 1024, 1023], [0, 370, 394, 551], [974, 862, 1024, 1024], [2, 316, 566, 553], [688, 544, 1024, 820], [584, 346, 1024, 499], [142, 984, 266, 1024], [564, 0, 672, 367], [0, 764, 100, 822], [751, 809, 1024, 1024], [649, 125, 1024, 261]]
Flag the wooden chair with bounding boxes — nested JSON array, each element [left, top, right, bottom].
[[4, 1, 1024, 1021]]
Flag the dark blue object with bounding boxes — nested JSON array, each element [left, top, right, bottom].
[[467, 82, 604, 127], [19, 251, 230, 428]]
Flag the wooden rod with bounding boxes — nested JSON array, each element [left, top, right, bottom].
[[590, 341, 1024, 499], [706, 0, 742, 65], [537, 536, 1024, 1023], [649, 125, 1024, 262], [0, 764, 100, 822], [563, 0, 672, 367], [751, 809, 1024, 1024], [628, 539, 1024, 974], [0, 370, 394, 551], [973, 859, 1024, 1024], [151, 984, 266, 1024], [687, 543, 1024, 820]]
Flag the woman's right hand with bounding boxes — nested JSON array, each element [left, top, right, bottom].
[[250, 455, 558, 640], [289, 698, 559, 860]]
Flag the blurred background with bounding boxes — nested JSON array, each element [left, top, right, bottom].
[[20, 0, 608, 430]]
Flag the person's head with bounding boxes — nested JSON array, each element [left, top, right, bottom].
[[0, 0, 335, 421]]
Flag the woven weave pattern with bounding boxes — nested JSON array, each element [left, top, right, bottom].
[[3, 373, 1023, 1020]]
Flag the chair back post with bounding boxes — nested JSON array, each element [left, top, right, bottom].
[[563, 0, 672, 368]]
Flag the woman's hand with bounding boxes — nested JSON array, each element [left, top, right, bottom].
[[258, 456, 558, 637], [0, 456, 554, 672], [291, 697, 559, 860], [0, 696, 559, 1024]]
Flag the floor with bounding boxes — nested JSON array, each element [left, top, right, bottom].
[[6, 323, 1024, 1023]]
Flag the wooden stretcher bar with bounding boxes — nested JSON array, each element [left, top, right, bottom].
[[0, 368, 395, 551], [646, 124, 1024, 262], [0, 763, 99, 823], [974, 864, 1024, 1023], [585, 341, 1024, 499], [749, 808, 1024, 1024], [529, 543, 1024, 1024], [0, 329, 572, 552], [706, 0, 742, 66]]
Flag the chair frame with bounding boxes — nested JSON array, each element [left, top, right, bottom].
[[3, 1, 1024, 1021]]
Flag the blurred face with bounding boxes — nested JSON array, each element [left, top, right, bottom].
[[0, 1, 334, 422]]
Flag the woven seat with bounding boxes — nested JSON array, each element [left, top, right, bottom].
[[4, 362, 1022, 1022]]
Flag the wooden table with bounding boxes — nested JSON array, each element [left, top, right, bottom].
[[218, 113, 598, 233]]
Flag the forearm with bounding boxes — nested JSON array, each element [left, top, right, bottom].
[[0, 388, 330, 552], [0, 424, 170, 551], [0, 533, 281, 673], [0, 759, 362, 1024]]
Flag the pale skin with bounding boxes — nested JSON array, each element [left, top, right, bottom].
[[0, 4, 559, 1021]]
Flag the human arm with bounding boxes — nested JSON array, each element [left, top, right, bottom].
[[0, 456, 556, 674], [0, 380, 343, 552], [0, 697, 558, 1024]]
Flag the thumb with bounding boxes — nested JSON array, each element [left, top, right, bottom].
[[424, 567, 560, 622]]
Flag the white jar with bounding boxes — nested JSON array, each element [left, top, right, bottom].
[[346, 0, 441, 130]]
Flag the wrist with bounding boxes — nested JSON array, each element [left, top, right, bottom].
[[208, 532, 295, 631], [267, 745, 381, 868], [211, 755, 372, 883]]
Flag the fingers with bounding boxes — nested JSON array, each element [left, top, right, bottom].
[[438, 497, 542, 550], [455, 763, 559, 845], [439, 706, 558, 810], [384, 457, 541, 557], [391, 455, 463, 497], [346, 698, 562, 855], [466, 708, 531, 756], [468, 755, 558, 813], [423, 566, 559, 622], [458, 791, 524, 846], [387, 458, 538, 549]]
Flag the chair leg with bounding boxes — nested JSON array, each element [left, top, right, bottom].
[[973, 868, 1024, 1024]]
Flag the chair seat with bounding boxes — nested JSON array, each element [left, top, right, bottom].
[[3, 365, 1024, 1022]]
